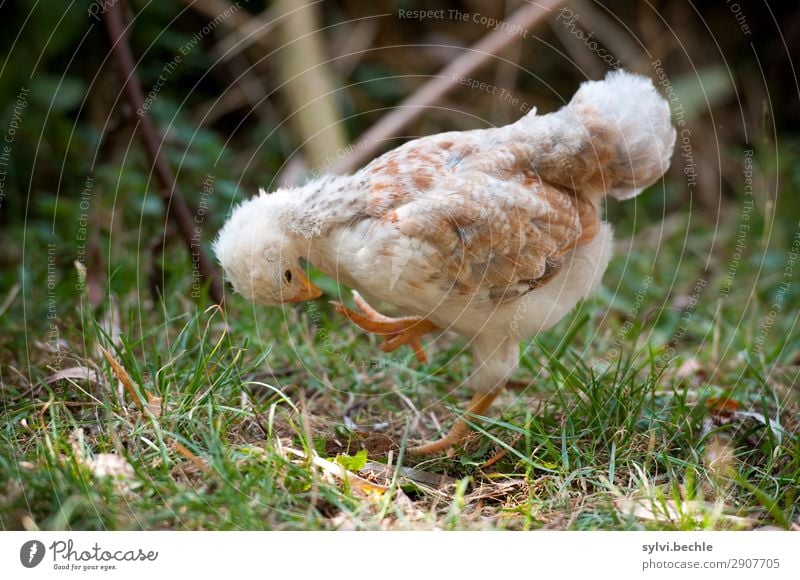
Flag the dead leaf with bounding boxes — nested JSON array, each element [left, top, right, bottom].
[[87, 453, 134, 480], [43, 366, 105, 386], [675, 357, 707, 380], [617, 497, 755, 527], [466, 479, 527, 503], [705, 396, 741, 418], [145, 394, 163, 418], [755, 525, 787, 531], [733, 410, 792, 443], [619, 497, 684, 522], [361, 460, 458, 488], [704, 435, 736, 478], [283, 447, 387, 494], [329, 511, 357, 530], [343, 401, 389, 432]]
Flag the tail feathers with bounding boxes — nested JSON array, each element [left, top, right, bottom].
[[513, 70, 676, 200]]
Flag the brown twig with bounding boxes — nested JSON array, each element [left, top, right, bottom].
[[174, 441, 212, 474], [480, 434, 523, 468], [99, 346, 143, 411], [103, 2, 223, 304], [327, 0, 568, 176]]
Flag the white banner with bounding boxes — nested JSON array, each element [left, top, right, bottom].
[[1, 531, 798, 579]]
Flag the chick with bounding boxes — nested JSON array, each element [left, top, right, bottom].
[[214, 70, 676, 455]]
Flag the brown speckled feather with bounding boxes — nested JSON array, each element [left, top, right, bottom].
[[354, 131, 601, 301]]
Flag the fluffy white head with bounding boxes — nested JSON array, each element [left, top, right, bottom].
[[213, 190, 321, 305]]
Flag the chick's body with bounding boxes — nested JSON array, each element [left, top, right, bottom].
[[215, 70, 676, 453], [291, 138, 614, 395]]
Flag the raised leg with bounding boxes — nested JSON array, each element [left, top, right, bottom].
[[408, 388, 501, 455], [330, 291, 438, 363]]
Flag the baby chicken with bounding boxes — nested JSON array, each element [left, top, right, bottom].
[[214, 70, 676, 455]]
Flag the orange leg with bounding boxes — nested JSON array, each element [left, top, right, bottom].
[[331, 291, 501, 455], [408, 389, 501, 455], [330, 291, 438, 363]]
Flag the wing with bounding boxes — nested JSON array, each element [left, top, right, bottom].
[[357, 131, 601, 302]]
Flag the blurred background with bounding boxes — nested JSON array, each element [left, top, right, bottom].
[[1, 0, 797, 318]]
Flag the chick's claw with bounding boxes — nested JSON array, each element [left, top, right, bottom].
[[408, 389, 502, 456], [330, 292, 438, 364]]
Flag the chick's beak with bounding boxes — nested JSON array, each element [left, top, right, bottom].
[[286, 269, 323, 302]]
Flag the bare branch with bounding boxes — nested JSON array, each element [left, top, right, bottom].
[[184, 0, 278, 61], [104, 1, 223, 304], [326, 0, 568, 176]]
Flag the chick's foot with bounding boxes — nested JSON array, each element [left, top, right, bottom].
[[408, 388, 502, 456], [330, 291, 438, 363]]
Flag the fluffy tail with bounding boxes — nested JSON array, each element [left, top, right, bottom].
[[511, 70, 676, 200]]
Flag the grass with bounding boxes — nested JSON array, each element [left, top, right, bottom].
[[2, 154, 799, 531]]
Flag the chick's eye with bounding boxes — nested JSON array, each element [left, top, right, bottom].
[[284, 270, 293, 283]]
